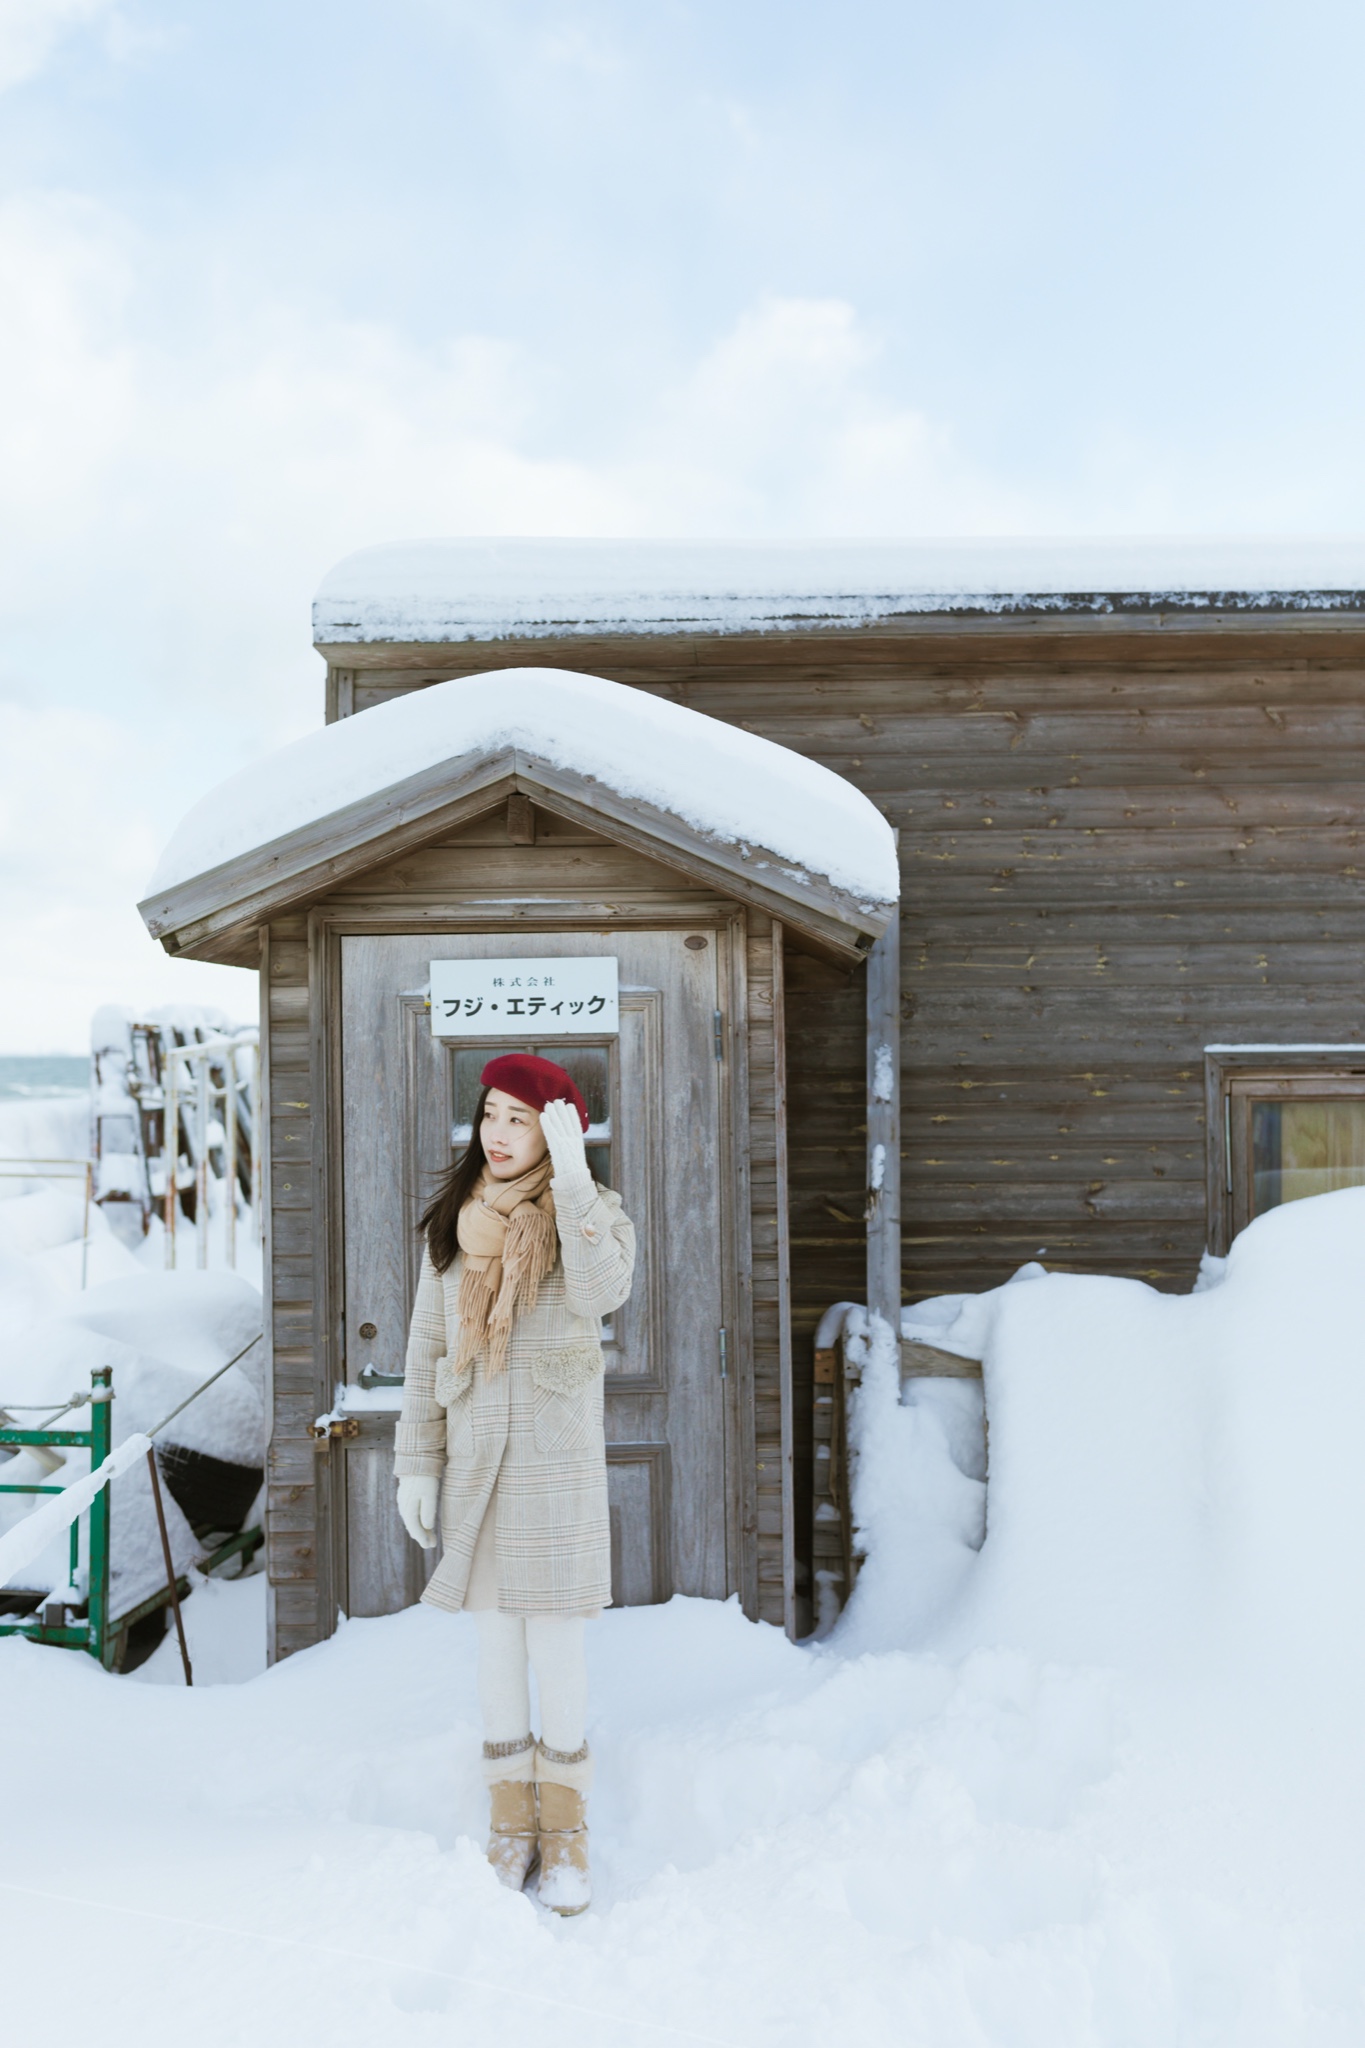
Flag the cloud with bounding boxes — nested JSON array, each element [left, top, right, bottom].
[[0, 199, 1049, 743], [0, 700, 255, 1050], [0, 193, 135, 542], [0, 0, 113, 93], [619, 295, 1044, 535], [0, 178, 1322, 1049], [0, 251, 1045, 1048]]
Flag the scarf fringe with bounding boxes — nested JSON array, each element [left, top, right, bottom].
[[455, 1185, 558, 1376]]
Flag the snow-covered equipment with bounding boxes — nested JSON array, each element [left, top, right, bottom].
[[810, 1289, 1018, 1627], [0, 1275, 267, 1669], [0, 1369, 116, 1652], [90, 1005, 260, 1268]]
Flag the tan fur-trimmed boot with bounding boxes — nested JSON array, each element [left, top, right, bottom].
[[482, 1735, 539, 1891], [534, 1740, 593, 1916]]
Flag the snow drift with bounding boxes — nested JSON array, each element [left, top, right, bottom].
[[839, 1187, 1365, 1687]]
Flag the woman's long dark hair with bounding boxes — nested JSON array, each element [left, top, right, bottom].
[[419, 1085, 491, 1273]]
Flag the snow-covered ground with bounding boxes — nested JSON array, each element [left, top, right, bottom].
[[5, 1089, 1365, 2045]]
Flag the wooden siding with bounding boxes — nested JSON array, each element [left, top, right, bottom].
[[327, 628, 1365, 1629], [743, 911, 792, 1629], [264, 802, 788, 1655], [262, 912, 333, 1659]]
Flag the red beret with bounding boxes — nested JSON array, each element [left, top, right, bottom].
[[480, 1053, 590, 1133]]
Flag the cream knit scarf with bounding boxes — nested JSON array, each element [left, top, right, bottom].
[[454, 1159, 557, 1375]]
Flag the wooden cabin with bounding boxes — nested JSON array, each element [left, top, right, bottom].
[[142, 540, 1365, 1652]]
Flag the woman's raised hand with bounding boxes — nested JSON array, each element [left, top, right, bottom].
[[540, 1097, 591, 1187]]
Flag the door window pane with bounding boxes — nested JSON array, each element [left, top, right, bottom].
[[535, 1044, 609, 1129], [535, 1044, 611, 1184], [451, 1048, 491, 1141], [448, 1041, 613, 1186], [1250, 1098, 1365, 1216]]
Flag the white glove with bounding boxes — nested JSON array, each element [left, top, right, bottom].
[[540, 1096, 591, 1187], [396, 1474, 439, 1549]]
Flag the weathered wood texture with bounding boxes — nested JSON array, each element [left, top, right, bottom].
[[264, 803, 785, 1655], [143, 740, 887, 967], [864, 914, 902, 1373], [322, 622, 1365, 1622], [743, 911, 791, 1629], [342, 631, 1365, 1304], [262, 913, 331, 1661]]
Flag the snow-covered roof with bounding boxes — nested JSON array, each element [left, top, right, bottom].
[[313, 538, 1365, 644], [141, 667, 899, 961]]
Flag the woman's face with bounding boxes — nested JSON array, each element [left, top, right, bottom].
[[480, 1088, 549, 1179]]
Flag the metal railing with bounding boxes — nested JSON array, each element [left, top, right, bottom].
[[0, 1369, 111, 1653], [161, 1030, 261, 1271], [0, 1348, 263, 1674]]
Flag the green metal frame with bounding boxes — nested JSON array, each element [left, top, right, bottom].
[[3, 1365, 265, 1669], [0, 1366, 111, 1658]]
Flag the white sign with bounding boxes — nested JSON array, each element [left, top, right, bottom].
[[430, 957, 619, 1038]]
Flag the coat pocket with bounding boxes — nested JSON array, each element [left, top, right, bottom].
[[531, 1344, 603, 1455], [435, 1355, 474, 1407], [438, 1357, 476, 1461]]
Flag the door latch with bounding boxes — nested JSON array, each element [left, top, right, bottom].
[[311, 1417, 360, 1449]]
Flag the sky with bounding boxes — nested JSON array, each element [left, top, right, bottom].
[[2, 0, 1364, 1050]]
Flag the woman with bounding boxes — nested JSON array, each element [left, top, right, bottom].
[[393, 1052, 634, 1915]]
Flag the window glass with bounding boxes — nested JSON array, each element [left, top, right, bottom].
[[1250, 1098, 1365, 1215], [535, 1044, 611, 1183], [448, 1041, 613, 1186], [451, 1048, 490, 1139]]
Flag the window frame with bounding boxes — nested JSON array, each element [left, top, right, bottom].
[[1204, 1046, 1365, 1254]]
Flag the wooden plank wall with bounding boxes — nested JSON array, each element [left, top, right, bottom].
[[262, 913, 332, 1658], [322, 621, 1365, 1620], [263, 805, 787, 1652], [743, 909, 790, 1628]]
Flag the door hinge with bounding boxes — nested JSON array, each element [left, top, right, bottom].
[[713, 1009, 723, 1061], [718, 1327, 728, 1379]]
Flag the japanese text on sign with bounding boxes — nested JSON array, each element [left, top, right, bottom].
[[429, 957, 619, 1037]]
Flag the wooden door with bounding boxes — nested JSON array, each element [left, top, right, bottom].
[[338, 929, 730, 1616]]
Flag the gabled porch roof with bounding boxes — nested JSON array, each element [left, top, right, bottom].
[[140, 667, 899, 968]]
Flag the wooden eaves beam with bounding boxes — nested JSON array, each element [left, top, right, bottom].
[[138, 747, 895, 968]]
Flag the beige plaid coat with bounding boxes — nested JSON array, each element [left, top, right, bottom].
[[393, 1176, 635, 1617]]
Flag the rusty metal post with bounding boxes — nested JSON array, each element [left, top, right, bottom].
[[146, 1447, 192, 1686]]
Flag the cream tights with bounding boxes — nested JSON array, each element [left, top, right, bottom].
[[473, 1610, 588, 1755]]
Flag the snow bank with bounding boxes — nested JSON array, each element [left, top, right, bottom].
[[0, 1099, 265, 1608], [314, 536, 1365, 643], [0, 1273, 264, 1609], [146, 666, 899, 904], [833, 1190, 1365, 1686], [833, 1307, 986, 1652], [0, 1095, 88, 1190]]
